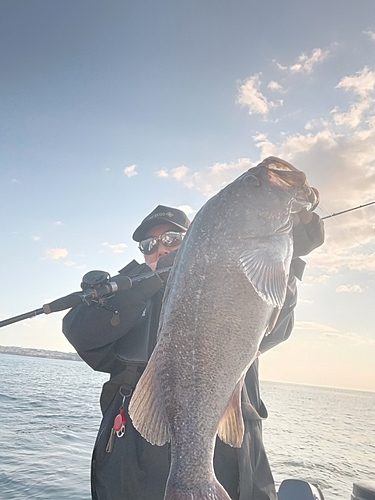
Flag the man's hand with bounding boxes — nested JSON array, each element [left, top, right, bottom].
[[293, 187, 319, 226], [293, 209, 314, 226], [155, 249, 179, 282]]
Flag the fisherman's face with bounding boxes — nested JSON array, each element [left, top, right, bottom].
[[143, 223, 182, 271]]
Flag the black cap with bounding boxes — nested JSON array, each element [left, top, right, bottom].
[[132, 205, 191, 242]]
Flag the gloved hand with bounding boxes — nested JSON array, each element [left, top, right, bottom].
[[156, 249, 179, 282]]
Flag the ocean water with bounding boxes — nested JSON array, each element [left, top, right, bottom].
[[0, 353, 373, 500], [261, 381, 375, 499]]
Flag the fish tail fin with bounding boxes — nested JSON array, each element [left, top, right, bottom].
[[164, 479, 231, 500]]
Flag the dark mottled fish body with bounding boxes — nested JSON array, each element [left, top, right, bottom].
[[129, 157, 315, 500]]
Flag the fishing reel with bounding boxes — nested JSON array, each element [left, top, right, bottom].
[[80, 270, 117, 309], [80, 270, 111, 291]]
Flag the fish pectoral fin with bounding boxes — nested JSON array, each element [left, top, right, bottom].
[[238, 248, 288, 308], [128, 352, 170, 446], [217, 376, 244, 448]]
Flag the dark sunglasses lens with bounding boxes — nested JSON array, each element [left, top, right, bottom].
[[139, 231, 184, 254], [161, 232, 184, 246], [139, 237, 158, 255]]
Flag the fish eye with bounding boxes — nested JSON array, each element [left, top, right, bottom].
[[242, 174, 261, 187]]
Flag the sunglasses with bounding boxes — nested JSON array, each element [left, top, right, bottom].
[[138, 231, 185, 255]]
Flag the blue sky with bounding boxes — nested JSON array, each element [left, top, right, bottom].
[[1, 0, 375, 391]]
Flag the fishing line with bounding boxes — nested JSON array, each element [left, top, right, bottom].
[[319, 200, 375, 253]]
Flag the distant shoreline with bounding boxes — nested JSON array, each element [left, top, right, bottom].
[[0, 345, 81, 362]]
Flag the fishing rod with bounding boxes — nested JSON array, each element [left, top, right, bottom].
[[0, 267, 172, 329], [321, 200, 375, 220]]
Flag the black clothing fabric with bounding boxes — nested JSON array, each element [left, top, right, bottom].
[[62, 215, 325, 500], [292, 213, 325, 258]]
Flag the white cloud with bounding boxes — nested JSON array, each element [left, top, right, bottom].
[[156, 169, 169, 178], [124, 164, 137, 178], [294, 321, 375, 345], [267, 80, 283, 91], [64, 260, 76, 267], [294, 320, 339, 334], [238, 48, 328, 118], [32, 236, 40, 241], [155, 158, 255, 198], [332, 100, 371, 128], [364, 30, 375, 41], [102, 242, 128, 253], [253, 129, 341, 168], [332, 67, 375, 128], [190, 158, 254, 197], [177, 205, 194, 216], [237, 74, 276, 115], [251, 133, 276, 158], [289, 48, 328, 74], [336, 284, 364, 293], [275, 48, 328, 74], [305, 274, 330, 284], [336, 66, 375, 97], [306, 248, 375, 273], [171, 166, 188, 180], [45, 248, 68, 260]]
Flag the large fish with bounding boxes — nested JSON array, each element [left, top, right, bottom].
[[129, 157, 316, 500]]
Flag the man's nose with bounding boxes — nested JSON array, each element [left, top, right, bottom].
[[157, 242, 171, 256]]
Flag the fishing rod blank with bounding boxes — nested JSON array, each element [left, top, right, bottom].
[[322, 201, 375, 220]]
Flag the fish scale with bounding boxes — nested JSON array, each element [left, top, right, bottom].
[[129, 157, 316, 500]]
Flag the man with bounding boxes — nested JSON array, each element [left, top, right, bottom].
[[63, 202, 324, 500]]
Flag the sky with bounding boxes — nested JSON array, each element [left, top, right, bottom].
[[1, 0, 375, 392]]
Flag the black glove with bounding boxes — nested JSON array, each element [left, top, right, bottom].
[[156, 249, 179, 282]]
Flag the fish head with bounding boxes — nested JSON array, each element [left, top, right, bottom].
[[259, 156, 317, 214], [213, 156, 317, 239]]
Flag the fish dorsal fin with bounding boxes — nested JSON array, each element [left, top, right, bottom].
[[217, 376, 245, 448], [128, 352, 170, 446], [238, 248, 288, 308]]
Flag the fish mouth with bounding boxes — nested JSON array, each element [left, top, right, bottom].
[[258, 156, 316, 211]]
